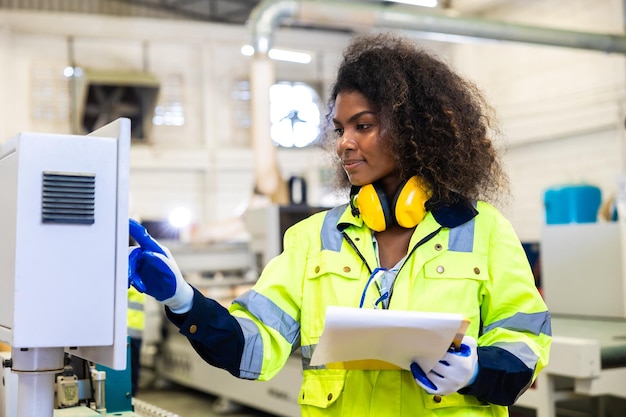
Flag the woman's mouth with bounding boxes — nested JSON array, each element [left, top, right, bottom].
[[342, 159, 363, 172]]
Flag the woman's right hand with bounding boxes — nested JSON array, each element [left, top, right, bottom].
[[128, 219, 194, 313]]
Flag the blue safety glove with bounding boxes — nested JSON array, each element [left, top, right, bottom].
[[411, 335, 478, 396], [128, 219, 194, 314]]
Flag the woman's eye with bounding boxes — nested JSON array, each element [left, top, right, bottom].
[[334, 128, 344, 136], [357, 123, 371, 130]]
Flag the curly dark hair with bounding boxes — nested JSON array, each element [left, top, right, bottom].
[[320, 32, 509, 209]]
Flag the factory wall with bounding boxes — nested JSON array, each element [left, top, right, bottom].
[[0, 11, 355, 233], [0, 0, 624, 243], [452, 0, 625, 241]]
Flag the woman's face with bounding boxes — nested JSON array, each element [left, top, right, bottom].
[[334, 90, 399, 191]]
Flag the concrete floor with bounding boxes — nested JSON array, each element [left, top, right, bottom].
[[134, 385, 278, 417], [132, 366, 280, 417]]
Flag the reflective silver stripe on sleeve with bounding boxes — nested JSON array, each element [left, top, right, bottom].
[[320, 205, 346, 252], [127, 300, 144, 311], [127, 328, 143, 339], [484, 311, 552, 336], [448, 217, 475, 252], [491, 341, 540, 371], [233, 290, 300, 345], [301, 344, 325, 370], [234, 316, 264, 379]]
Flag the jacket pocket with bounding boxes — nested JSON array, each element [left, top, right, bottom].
[[422, 392, 490, 410], [304, 251, 366, 338], [306, 250, 363, 281], [424, 252, 488, 281], [298, 370, 346, 409], [420, 252, 488, 322]]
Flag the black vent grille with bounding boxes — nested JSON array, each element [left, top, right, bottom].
[[42, 172, 96, 225]]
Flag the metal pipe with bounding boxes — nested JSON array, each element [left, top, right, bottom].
[[247, 3, 295, 203], [248, 0, 298, 54], [91, 367, 107, 414], [249, 0, 626, 54], [11, 347, 64, 417]]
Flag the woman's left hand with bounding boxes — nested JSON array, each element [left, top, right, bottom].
[[411, 335, 479, 395]]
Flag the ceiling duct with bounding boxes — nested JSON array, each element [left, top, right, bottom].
[[248, 0, 626, 54], [73, 70, 160, 142]]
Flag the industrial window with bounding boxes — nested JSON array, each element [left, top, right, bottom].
[[31, 65, 70, 124], [269, 81, 321, 148], [153, 74, 185, 127]]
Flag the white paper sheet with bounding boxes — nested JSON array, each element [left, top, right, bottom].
[[309, 306, 467, 372]]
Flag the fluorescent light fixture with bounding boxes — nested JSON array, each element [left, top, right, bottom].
[[241, 45, 312, 64], [241, 45, 255, 56], [269, 48, 312, 64], [385, 0, 438, 7], [63, 66, 83, 78]]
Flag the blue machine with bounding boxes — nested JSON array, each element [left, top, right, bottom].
[[96, 337, 134, 413]]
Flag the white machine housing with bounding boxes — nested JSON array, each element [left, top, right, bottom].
[[541, 222, 626, 319], [0, 118, 130, 370]]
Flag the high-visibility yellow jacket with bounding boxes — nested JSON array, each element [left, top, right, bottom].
[[128, 286, 146, 339], [169, 200, 551, 417]]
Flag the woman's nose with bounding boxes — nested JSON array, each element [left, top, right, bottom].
[[337, 131, 356, 153]]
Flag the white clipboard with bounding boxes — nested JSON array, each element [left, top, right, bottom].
[[309, 306, 469, 372]]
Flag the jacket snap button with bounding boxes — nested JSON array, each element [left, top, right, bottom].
[[474, 267, 480, 275], [343, 266, 351, 273], [315, 266, 320, 273], [189, 325, 198, 334], [433, 395, 442, 403], [436, 265, 444, 274], [434, 243, 442, 251], [327, 393, 333, 401]]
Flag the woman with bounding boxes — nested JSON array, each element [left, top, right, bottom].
[[129, 33, 551, 416]]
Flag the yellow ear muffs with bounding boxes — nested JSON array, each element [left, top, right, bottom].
[[355, 183, 391, 232], [355, 176, 430, 232], [393, 176, 429, 228]]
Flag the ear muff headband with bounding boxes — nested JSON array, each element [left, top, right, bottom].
[[355, 176, 430, 232]]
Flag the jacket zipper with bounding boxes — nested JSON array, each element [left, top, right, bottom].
[[341, 227, 443, 307]]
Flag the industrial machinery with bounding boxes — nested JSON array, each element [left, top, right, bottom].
[[152, 204, 327, 416], [0, 119, 159, 416], [515, 221, 626, 416]]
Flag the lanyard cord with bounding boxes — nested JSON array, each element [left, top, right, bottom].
[[343, 226, 443, 308], [359, 267, 387, 308]]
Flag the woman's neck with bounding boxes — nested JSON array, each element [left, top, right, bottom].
[[374, 225, 415, 269]]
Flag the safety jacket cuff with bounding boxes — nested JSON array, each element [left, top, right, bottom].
[[458, 345, 534, 406]]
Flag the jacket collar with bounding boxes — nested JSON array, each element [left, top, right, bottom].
[[430, 198, 478, 228], [337, 197, 478, 231]]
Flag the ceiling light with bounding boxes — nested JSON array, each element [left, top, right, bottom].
[[241, 45, 312, 64], [385, 0, 438, 7], [241, 45, 255, 56], [268, 49, 312, 64], [169, 207, 192, 229]]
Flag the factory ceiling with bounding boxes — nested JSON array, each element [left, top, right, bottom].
[[120, 0, 502, 25], [0, 0, 506, 26], [125, 0, 265, 24]]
